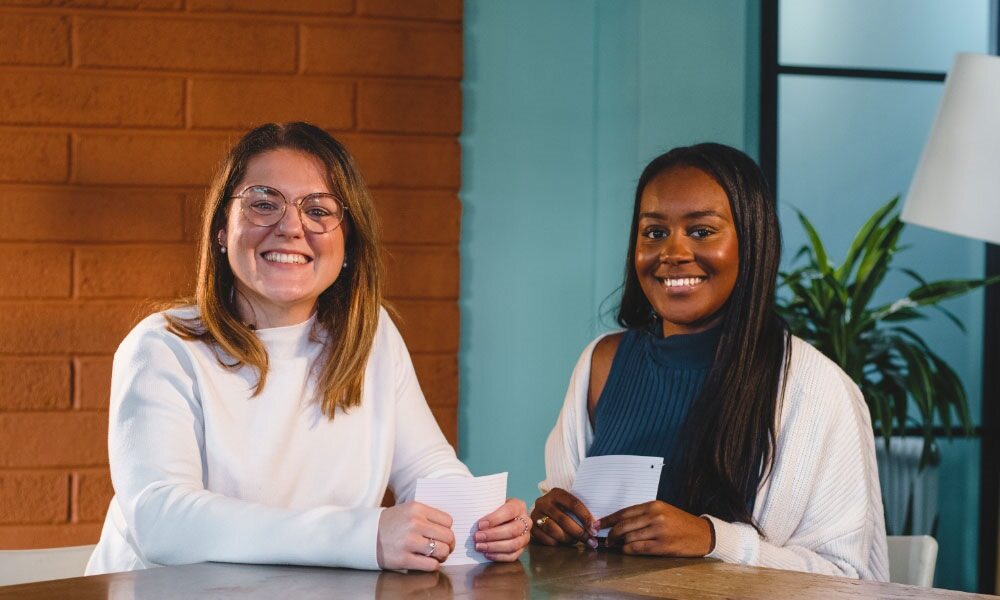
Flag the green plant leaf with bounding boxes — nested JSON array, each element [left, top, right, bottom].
[[835, 196, 899, 284], [796, 210, 832, 276], [906, 275, 1000, 306], [851, 218, 904, 321]]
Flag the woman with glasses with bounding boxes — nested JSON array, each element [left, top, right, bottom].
[[86, 122, 530, 575], [530, 143, 888, 580]]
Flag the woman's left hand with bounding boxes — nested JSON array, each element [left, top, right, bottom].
[[599, 500, 714, 557], [474, 498, 532, 562]]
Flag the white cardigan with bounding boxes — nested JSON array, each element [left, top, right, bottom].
[[540, 333, 889, 581], [86, 307, 470, 575]]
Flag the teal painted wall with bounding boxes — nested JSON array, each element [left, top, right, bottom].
[[460, 0, 760, 508]]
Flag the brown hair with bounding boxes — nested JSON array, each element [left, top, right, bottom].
[[166, 122, 386, 418]]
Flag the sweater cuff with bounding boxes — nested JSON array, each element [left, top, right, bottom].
[[702, 515, 759, 565], [325, 506, 385, 570]]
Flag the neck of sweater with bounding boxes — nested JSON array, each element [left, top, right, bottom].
[[253, 314, 319, 359], [644, 324, 721, 369]]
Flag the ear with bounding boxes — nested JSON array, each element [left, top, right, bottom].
[[216, 228, 227, 249]]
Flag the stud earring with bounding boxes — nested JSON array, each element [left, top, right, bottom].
[[220, 245, 227, 254]]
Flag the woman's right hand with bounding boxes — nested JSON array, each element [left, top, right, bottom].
[[377, 501, 457, 571], [530, 488, 597, 548]]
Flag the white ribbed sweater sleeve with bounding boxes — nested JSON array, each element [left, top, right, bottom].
[[103, 312, 468, 572], [539, 335, 889, 581], [107, 325, 382, 570]]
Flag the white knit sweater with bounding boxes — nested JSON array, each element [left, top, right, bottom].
[[539, 334, 889, 581], [86, 307, 470, 575]]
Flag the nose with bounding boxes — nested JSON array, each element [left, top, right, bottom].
[[659, 234, 693, 264], [275, 202, 305, 237]]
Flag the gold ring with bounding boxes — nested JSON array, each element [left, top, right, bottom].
[[535, 516, 550, 527]]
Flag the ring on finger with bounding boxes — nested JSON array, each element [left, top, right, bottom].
[[535, 515, 550, 527], [424, 538, 437, 557], [515, 515, 530, 536]]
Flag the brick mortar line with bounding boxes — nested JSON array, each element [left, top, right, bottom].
[[0, 351, 450, 358], [67, 14, 77, 68], [67, 471, 77, 523], [0, 467, 90, 473], [70, 357, 80, 410], [3, 294, 461, 302], [0, 125, 460, 142], [0, 183, 460, 194], [0, 410, 108, 415], [0, 64, 464, 86], [0, 7, 462, 29], [296, 22, 306, 75], [183, 78, 193, 130], [0, 298, 456, 305], [0, 184, 462, 193], [0, 242, 454, 249]]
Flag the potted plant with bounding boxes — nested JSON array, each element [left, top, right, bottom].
[[777, 196, 998, 534]]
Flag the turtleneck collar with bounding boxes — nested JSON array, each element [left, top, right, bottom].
[[641, 324, 721, 369], [253, 313, 320, 359]]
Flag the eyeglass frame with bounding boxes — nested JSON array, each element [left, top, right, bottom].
[[230, 184, 349, 234]]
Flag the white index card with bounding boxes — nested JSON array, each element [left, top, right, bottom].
[[414, 472, 508, 566], [570, 455, 664, 537]]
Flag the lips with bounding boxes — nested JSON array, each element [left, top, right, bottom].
[[261, 251, 312, 265]]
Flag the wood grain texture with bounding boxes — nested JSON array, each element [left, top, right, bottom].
[[0, 545, 991, 598]]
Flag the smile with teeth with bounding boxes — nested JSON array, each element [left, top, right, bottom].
[[262, 251, 311, 265], [660, 276, 706, 288]]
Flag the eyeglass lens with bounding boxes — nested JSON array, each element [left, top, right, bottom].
[[240, 186, 344, 233]]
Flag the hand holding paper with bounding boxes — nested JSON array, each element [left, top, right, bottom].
[[569, 455, 664, 537], [414, 473, 508, 566]]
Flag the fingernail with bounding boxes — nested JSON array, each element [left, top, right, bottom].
[[475, 543, 486, 552], [587, 538, 598, 549], [474, 533, 484, 542], [589, 526, 599, 536], [478, 520, 489, 529], [591, 520, 600, 530]]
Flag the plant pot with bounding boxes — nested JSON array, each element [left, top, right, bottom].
[[875, 436, 940, 535]]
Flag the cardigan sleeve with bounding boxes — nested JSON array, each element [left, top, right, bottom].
[[384, 315, 471, 503], [108, 320, 386, 571], [704, 343, 889, 581], [538, 337, 603, 495]]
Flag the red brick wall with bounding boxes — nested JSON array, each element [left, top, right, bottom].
[[0, 0, 462, 548]]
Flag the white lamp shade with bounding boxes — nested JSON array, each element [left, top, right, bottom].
[[903, 53, 1000, 245]]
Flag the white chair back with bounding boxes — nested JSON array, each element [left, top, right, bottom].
[[886, 535, 938, 587], [0, 545, 96, 586]]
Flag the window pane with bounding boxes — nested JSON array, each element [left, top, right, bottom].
[[779, 0, 991, 72], [777, 74, 984, 411]]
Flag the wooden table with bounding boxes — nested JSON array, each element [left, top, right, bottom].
[[0, 545, 994, 599]]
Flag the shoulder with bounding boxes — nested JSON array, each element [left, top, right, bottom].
[[782, 335, 866, 421], [373, 305, 404, 349], [592, 332, 625, 373], [588, 332, 625, 406], [116, 306, 199, 361]]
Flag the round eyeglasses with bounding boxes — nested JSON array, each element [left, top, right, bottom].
[[233, 185, 348, 234]]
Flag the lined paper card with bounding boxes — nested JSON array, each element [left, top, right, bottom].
[[414, 472, 507, 566], [570, 455, 664, 537]]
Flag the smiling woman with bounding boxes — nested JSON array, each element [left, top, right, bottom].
[[84, 122, 531, 576], [531, 143, 890, 581]]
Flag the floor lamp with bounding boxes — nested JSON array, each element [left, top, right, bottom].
[[901, 52, 1000, 593]]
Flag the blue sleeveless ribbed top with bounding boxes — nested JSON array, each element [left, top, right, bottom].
[[587, 325, 721, 510]]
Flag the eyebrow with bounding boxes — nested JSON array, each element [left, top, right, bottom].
[[639, 210, 726, 220]]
